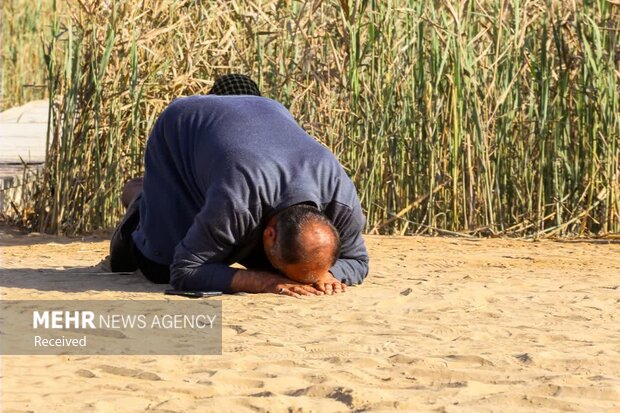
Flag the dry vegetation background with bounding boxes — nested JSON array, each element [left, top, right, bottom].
[[1, 0, 619, 236]]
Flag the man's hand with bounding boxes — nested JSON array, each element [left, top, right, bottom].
[[312, 272, 347, 295], [231, 269, 324, 297], [265, 278, 325, 298]]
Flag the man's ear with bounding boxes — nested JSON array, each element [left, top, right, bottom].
[[263, 225, 276, 247], [264, 225, 275, 239], [263, 216, 277, 242]]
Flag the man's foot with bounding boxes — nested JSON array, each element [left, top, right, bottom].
[[121, 177, 144, 209]]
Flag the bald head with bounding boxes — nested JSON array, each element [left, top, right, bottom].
[[264, 204, 341, 283], [297, 221, 338, 263]]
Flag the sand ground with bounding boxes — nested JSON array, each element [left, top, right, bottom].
[[1, 224, 619, 412]]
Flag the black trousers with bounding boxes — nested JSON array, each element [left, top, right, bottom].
[[133, 244, 170, 284], [109, 194, 170, 284]]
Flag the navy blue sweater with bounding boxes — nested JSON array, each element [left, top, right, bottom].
[[132, 95, 369, 292]]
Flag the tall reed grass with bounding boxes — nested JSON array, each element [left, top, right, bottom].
[[0, 0, 55, 108], [2, 0, 619, 236]]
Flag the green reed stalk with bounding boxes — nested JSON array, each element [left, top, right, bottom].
[[2, 0, 618, 237]]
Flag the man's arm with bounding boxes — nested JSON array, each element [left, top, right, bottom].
[[169, 192, 325, 295], [329, 231, 369, 285], [327, 201, 369, 285], [170, 241, 238, 292], [169, 192, 255, 293]]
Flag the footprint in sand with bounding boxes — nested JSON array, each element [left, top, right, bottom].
[[288, 385, 354, 408], [303, 343, 346, 353], [97, 365, 161, 381], [389, 353, 422, 365], [199, 376, 265, 390], [531, 383, 620, 402], [444, 354, 495, 367], [429, 326, 461, 341], [475, 393, 588, 411], [75, 369, 96, 378]]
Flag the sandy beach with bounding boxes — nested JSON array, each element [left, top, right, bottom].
[[1, 224, 619, 412]]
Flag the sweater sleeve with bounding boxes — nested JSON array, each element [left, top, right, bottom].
[[328, 201, 369, 285], [169, 192, 255, 293]]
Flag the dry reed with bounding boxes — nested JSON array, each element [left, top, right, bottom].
[[1, 0, 619, 237]]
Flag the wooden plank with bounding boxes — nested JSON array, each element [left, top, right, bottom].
[[0, 100, 49, 123], [0, 101, 50, 214], [0, 100, 50, 163], [0, 123, 49, 163]]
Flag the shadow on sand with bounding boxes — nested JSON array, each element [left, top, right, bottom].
[[0, 258, 166, 294], [0, 224, 112, 247]]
